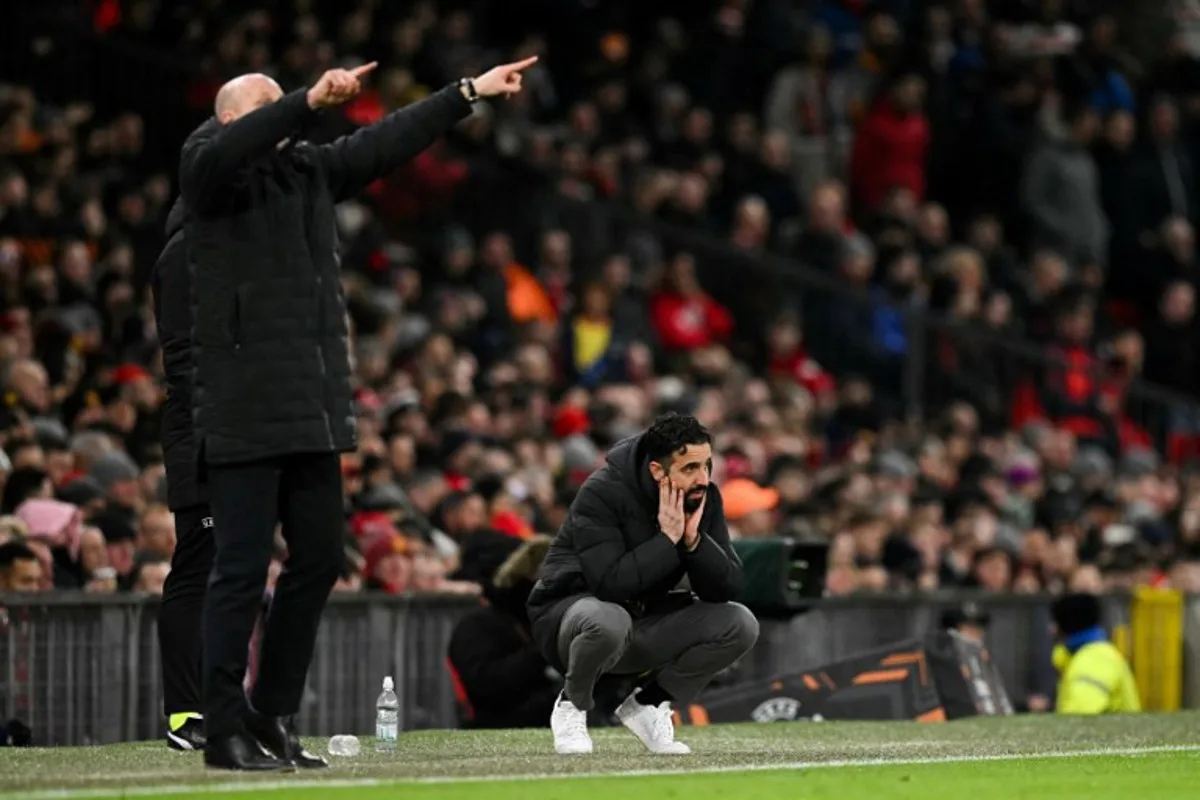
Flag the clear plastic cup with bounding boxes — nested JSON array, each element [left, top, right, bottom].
[[328, 734, 361, 757]]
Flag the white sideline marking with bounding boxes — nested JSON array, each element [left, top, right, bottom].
[[9, 744, 1200, 799]]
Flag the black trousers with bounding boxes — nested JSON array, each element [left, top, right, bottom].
[[159, 504, 215, 716], [202, 452, 344, 739]]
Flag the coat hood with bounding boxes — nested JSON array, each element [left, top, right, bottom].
[[605, 433, 644, 483], [484, 534, 552, 620], [604, 433, 660, 514]]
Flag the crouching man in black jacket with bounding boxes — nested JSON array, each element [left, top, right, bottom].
[[527, 413, 759, 755], [181, 55, 538, 771], [447, 535, 561, 729]]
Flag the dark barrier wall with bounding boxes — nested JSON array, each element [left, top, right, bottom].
[[2, 592, 1186, 746]]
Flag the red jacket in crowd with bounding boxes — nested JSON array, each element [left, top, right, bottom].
[[850, 99, 930, 211], [373, 142, 469, 223], [649, 292, 733, 352], [1011, 344, 1152, 453], [770, 349, 836, 398]]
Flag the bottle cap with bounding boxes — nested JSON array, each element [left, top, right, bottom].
[[383, 676, 394, 691]]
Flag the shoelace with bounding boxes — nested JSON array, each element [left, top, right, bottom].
[[560, 706, 588, 738], [651, 702, 676, 742]]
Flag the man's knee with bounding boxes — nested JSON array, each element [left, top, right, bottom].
[[286, 532, 344, 586], [212, 541, 271, 584], [161, 566, 206, 604], [568, 599, 633, 655], [713, 602, 759, 654]]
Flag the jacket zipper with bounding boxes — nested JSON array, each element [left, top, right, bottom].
[[315, 274, 333, 449], [296, 153, 335, 451], [279, 155, 336, 450], [232, 291, 242, 351]]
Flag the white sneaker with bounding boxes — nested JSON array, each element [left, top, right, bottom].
[[550, 692, 593, 754], [616, 692, 692, 755]]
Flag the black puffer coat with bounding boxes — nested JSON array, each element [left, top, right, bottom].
[[151, 198, 206, 510], [527, 433, 743, 670], [179, 85, 471, 465], [447, 537, 560, 729]]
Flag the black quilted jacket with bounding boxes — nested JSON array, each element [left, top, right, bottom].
[[151, 198, 206, 510], [527, 433, 743, 670], [179, 85, 471, 464]]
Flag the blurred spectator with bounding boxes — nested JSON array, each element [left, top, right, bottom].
[[136, 505, 176, 561], [1131, 97, 1194, 256], [362, 531, 413, 595], [1022, 103, 1108, 269], [0, 541, 42, 592], [851, 73, 930, 213], [447, 535, 559, 728], [563, 284, 625, 389], [1142, 282, 1196, 393], [649, 252, 732, 354], [441, 489, 520, 585], [766, 313, 837, 403], [132, 555, 170, 595], [1050, 592, 1140, 714], [764, 25, 858, 198], [0, 0, 1197, 612], [2, 467, 51, 513], [723, 479, 781, 539], [77, 525, 117, 593]]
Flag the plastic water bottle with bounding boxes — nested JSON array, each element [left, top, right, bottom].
[[327, 734, 360, 757], [375, 675, 399, 751]]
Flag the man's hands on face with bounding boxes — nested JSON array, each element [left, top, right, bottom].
[[307, 62, 378, 109], [659, 478, 707, 551], [658, 477, 685, 544]]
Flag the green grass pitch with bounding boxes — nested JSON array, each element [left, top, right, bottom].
[[4, 712, 1199, 799]]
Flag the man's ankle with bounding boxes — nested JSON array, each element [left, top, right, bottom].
[[168, 712, 202, 731], [558, 692, 592, 712], [634, 680, 672, 707]]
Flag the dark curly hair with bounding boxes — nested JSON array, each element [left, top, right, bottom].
[[0, 539, 37, 570], [643, 412, 711, 466]]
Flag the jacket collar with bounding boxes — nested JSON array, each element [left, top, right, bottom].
[[1063, 625, 1107, 654], [605, 434, 657, 514], [636, 452, 661, 514]]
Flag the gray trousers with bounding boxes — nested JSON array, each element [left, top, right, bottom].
[[556, 598, 759, 711]]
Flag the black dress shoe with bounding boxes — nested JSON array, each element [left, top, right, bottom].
[[166, 716, 207, 751], [245, 713, 329, 769], [204, 731, 292, 771]]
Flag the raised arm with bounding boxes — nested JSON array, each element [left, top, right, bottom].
[[179, 90, 314, 209], [313, 86, 474, 202], [311, 55, 540, 202]]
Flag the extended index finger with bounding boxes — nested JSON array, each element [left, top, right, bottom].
[[349, 61, 379, 78], [505, 55, 539, 72]]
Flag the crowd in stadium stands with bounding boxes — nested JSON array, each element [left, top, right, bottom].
[[6, 0, 1200, 604]]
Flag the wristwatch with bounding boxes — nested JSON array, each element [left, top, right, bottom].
[[457, 77, 480, 103]]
